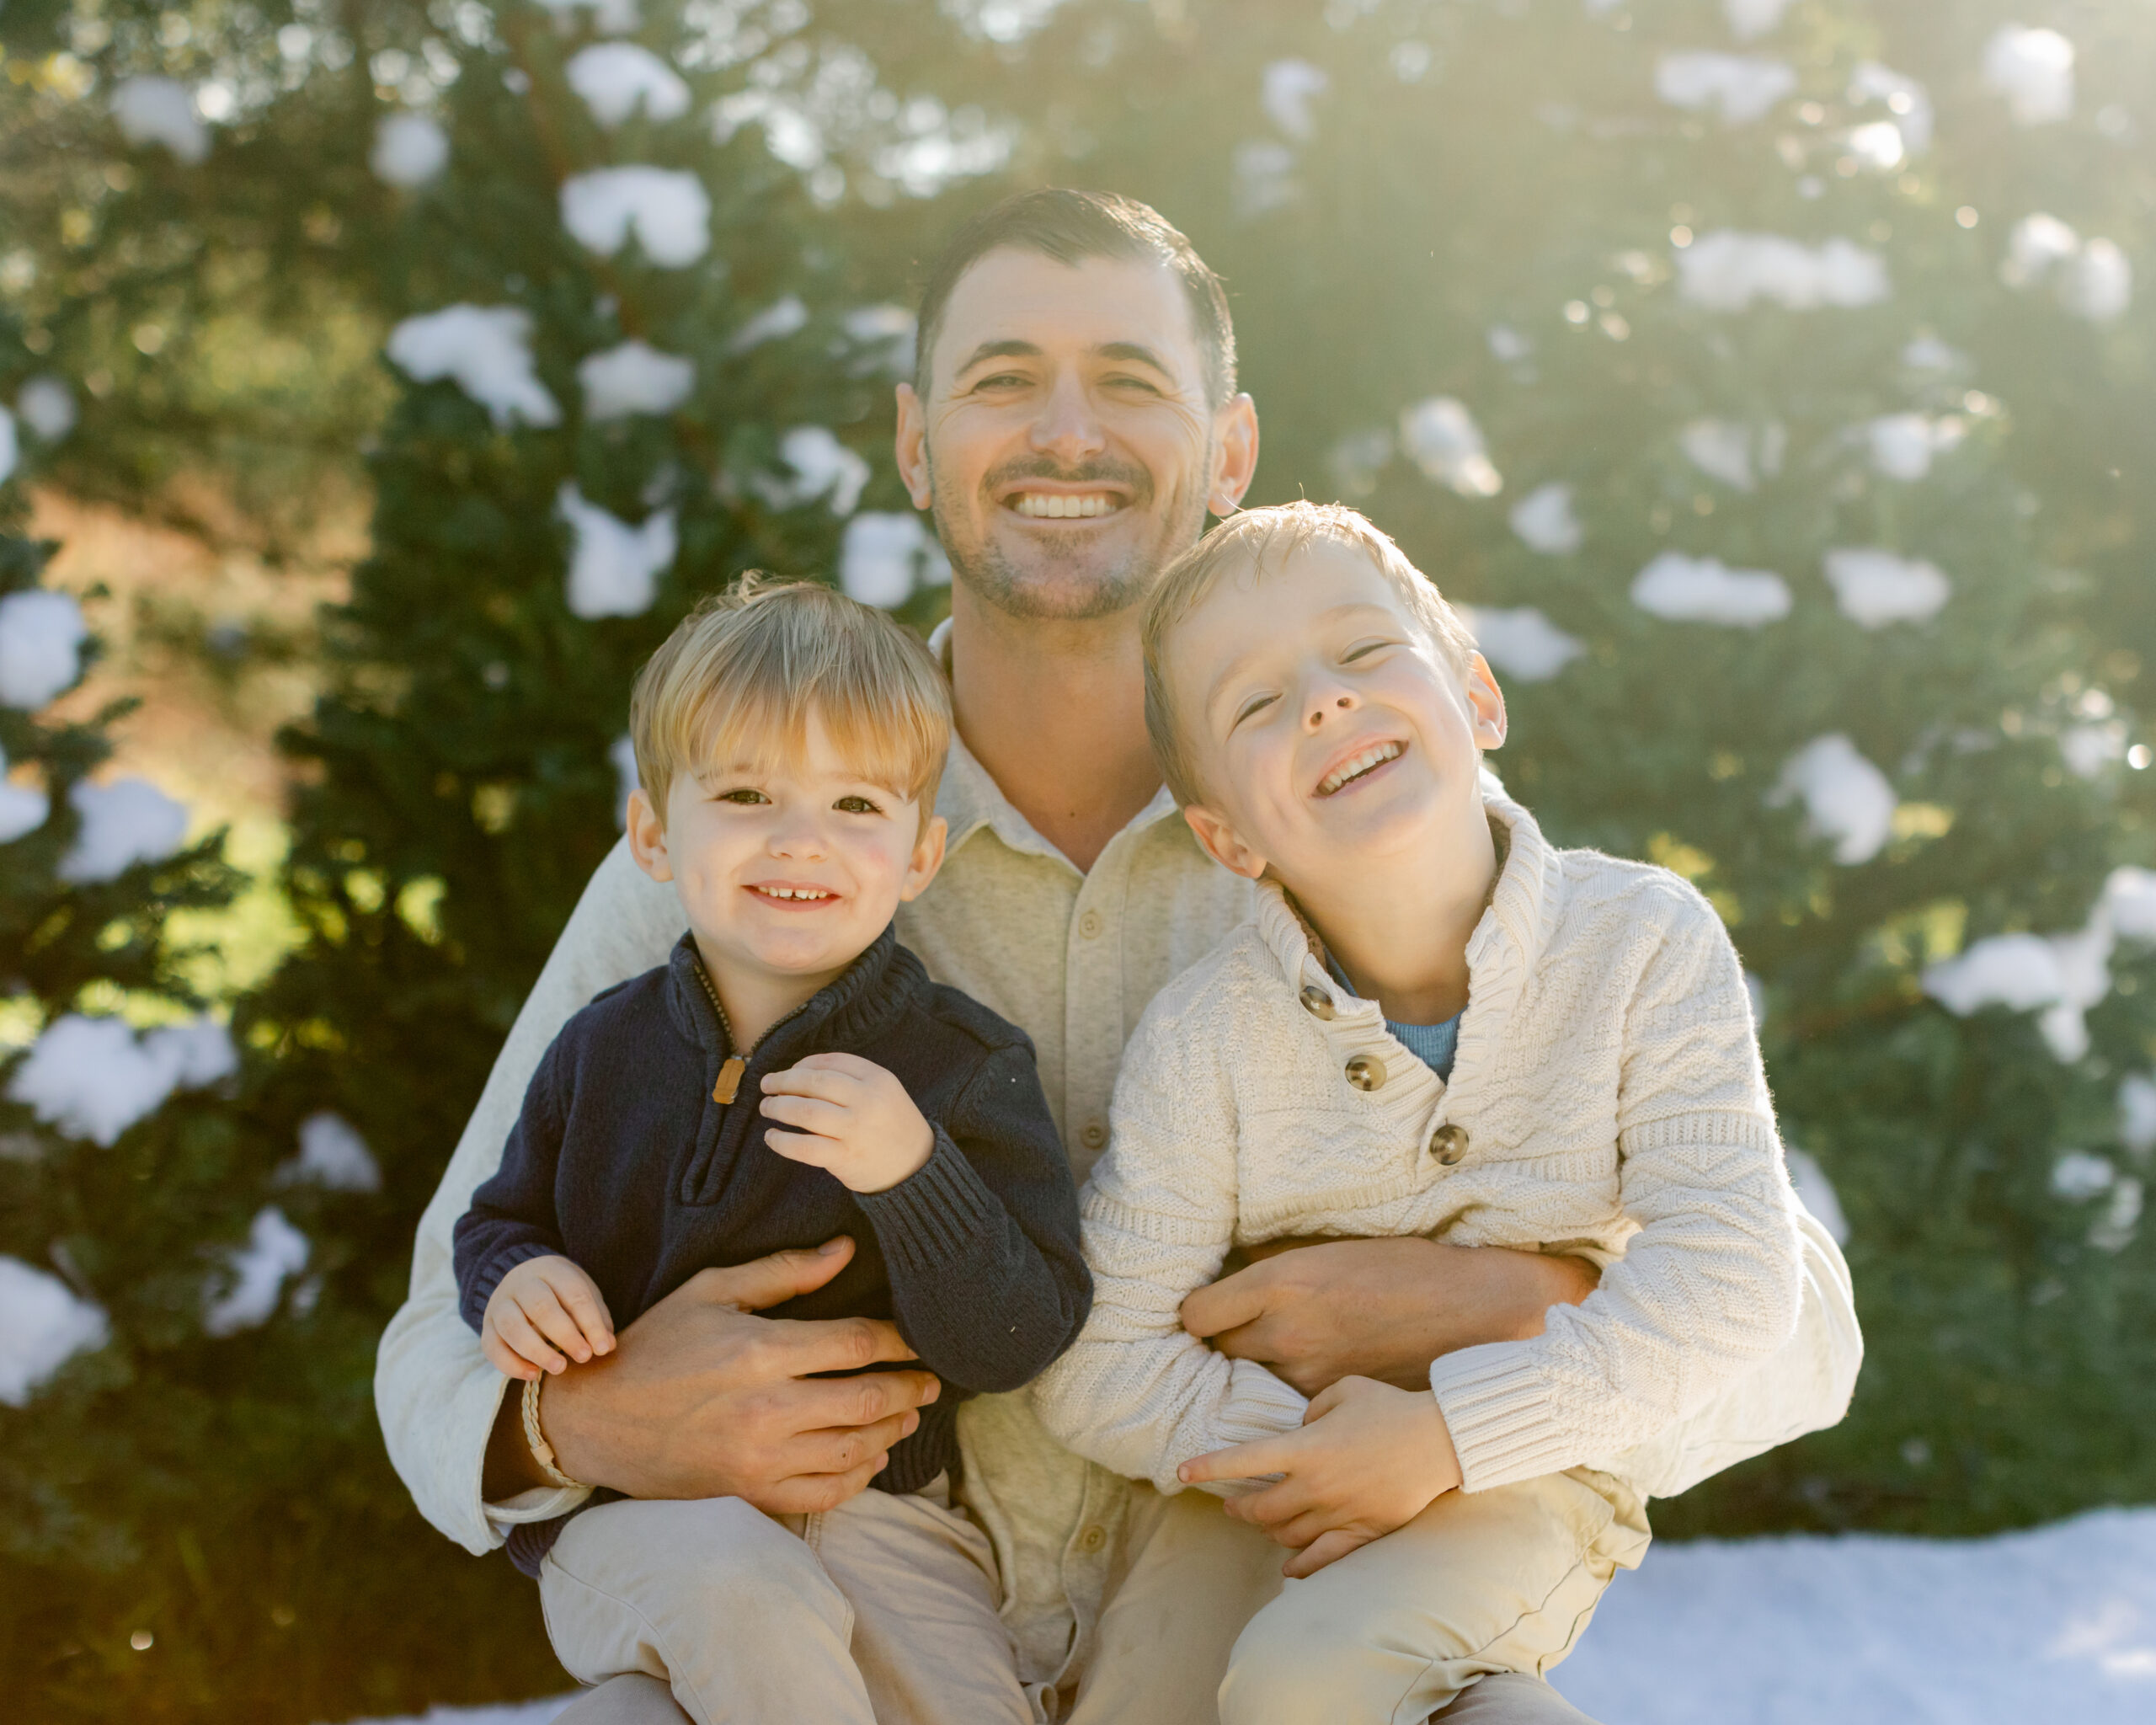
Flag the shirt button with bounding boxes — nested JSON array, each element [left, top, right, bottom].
[[1299, 985, 1335, 1020], [1077, 1524, 1107, 1553], [1345, 1055, 1385, 1092], [1081, 1121, 1107, 1150], [1430, 1124, 1470, 1165], [1079, 909, 1105, 939]]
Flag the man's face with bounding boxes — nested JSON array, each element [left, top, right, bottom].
[[896, 248, 1256, 622]]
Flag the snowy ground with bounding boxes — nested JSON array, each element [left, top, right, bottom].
[[339, 1508, 2156, 1725]]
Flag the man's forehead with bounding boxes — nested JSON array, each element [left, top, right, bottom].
[[931, 248, 1200, 377]]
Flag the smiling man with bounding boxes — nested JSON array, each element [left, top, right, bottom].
[[377, 191, 1859, 1725]]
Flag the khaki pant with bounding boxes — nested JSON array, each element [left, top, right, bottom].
[[549, 1472, 1641, 1725], [539, 1479, 1032, 1725]]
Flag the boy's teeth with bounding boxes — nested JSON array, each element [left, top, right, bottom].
[[1317, 742, 1403, 796], [761, 887, 830, 900], [1011, 492, 1120, 519]]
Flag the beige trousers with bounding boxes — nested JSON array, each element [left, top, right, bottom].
[[539, 1480, 1032, 1725], [548, 1472, 1639, 1725]]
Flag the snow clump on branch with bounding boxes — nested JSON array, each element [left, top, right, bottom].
[[276, 1112, 381, 1193], [386, 306, 562, 430], [0, 588, 87, 708], [110, 77, 210, 163], [1676, 232, 1890, 312], [568, 43, 690, 128], [578, 340, 695, 420], [841, 513, 947, 609], [1655, 53, 1796, 125], [1863, 413, 1966, 481], [8, 1014, 237, 1147], [560, 168, 711, 268], [57, 777, 189, 883], [754, 428, 870, 515], [1722, 0, 1791, 40], [0, 745, 47, 841], [534, 0, 642, 34], [1771, 734, 1897, 865], [1847, 62, 1933, 153], [1822, 548, 1951, 628], [1680, 419, 1785, 491], [1398, 398, 1502, 497], [204, 1207, 310, 1336], [1630, 553, 1791, 627], [1262, 60, 1328, 141], [371, 113, 450, 187], [1983, 26, 2074, 127], [2000, 216, 2133, 323], [0, 1258, 109, 1407], [558, 484, 676, 619], [15, 376, 77, 443], [1509, 484, 1582, 554], [1463, 607, 1586, 682]]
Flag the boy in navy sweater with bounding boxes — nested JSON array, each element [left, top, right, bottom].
[[453, 579, 1089, 1725]]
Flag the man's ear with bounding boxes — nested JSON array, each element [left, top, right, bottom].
[[626, 787, 674, 883], [1208, 393, 1261, 518], [1465, 651, 1508, 752], [1182, 802, 1268, 880], [898, 811, 948, 903], [894, 382, 932, 510]]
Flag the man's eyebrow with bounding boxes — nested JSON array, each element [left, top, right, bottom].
[[953, 338, 1043, 376], [1096, 341, 1177, 378]]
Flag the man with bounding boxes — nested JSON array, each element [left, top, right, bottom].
[[377, 190, 1860, 1724]]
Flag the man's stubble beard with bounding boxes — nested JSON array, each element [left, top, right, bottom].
[[926, 441, 1215, 623]]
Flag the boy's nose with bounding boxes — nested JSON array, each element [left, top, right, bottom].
[[768, 824, 827, 860], [1305, 692, 1358, 731]]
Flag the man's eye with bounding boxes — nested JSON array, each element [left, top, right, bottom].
[[974, 371, 1027, 391], [835, 795, 882, 814], [718, 788, 769, 804], [1105, 375, 1161, 394]]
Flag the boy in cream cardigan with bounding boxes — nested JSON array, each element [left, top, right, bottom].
[[1032, 501, 1810, 1724]]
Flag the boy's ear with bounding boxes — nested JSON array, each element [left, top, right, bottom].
[[1465, 652, 1508, 751], [898, 811, 948, 903], [626, 787, 674, 883], [1182, 803, 1269, 881]]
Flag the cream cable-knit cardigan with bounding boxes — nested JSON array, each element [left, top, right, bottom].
[[1033, 790, 1819, 1498]]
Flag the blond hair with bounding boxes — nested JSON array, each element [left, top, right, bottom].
[[630, 575, 951, 825], [1140, 501, 1479, 809]]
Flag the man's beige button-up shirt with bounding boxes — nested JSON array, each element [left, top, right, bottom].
[[373, 718, 1257, 1690]]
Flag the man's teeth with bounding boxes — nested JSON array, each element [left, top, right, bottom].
[[1011, 493, 1121, 519], [1317, 743, 1403, 797], [758, 887, 831, 900]]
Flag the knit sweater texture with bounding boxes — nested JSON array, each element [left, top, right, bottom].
[[456, 927, 1091, 1572], [1032, 791, 1805, 1499]]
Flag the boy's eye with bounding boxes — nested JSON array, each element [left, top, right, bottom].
[[1342, 638, 1398, 664], [835, 795, 882, 814], [1230, 693, 1278, 729], [718, 788, 770, 804]]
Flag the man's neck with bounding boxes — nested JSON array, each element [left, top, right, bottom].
[[946, 584, 1163, 873], [1293, 814, 1499, 1027]]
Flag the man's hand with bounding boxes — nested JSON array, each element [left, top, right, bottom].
[[1180, 1236, 1598, 1397], [1179, 1376, 1463, 1579], [483, 1236, 940, 1515], [760, 1054, 936, 1194]]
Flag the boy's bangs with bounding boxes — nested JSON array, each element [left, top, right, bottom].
[[674, 659, 940, 805]]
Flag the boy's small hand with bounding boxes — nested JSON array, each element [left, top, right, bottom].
[[483, 1255, 616, 1381], [760, 1054, 936, 1194], [1177, 1375, 1464, 1578]]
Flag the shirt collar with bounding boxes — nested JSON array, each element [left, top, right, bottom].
[[927, 615, 1184, 873]]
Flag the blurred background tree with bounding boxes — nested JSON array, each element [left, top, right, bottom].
[[1, 0, 2152, 1720]]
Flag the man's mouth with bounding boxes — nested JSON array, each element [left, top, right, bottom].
[[1315, 741, 1404, 798], [1007, 491, 1126, 521]]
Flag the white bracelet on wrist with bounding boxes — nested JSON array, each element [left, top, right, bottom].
[[520, 1372, 587, 1491]]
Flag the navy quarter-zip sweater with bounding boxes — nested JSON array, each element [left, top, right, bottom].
[[453, 927, 1090, 1575]]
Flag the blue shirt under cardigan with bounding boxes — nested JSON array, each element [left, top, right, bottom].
[[454, 927, 1091, 1576]]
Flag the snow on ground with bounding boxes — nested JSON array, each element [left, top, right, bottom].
[[339, 1512, 2156, 1725], [1555, 1508, 2156, 1723]]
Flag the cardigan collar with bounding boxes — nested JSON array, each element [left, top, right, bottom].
[[1251, 782, 1562, 1108], [661, 924, 921, 1065]]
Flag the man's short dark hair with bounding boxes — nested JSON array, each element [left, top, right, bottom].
[[913, 188, 1237, 408]]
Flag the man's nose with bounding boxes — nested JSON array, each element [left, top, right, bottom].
[[1027, 371, 1107, 463], [1304, 688, 1358, 732]]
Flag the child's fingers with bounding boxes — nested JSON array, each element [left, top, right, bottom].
[[518, 1283, 598, 1364], [550, 1273, 616, 1355], [765, 1126, 844, 1169], [760, 1062, 863, 1103], [1180, 1432, 1298, 1487], [1221, 1471, 1315, 1530], [759, 1092, 851, 1135], [494, 1302, 568, 1375], [1281, 1528, 1372, 1580], [481, 1326, 541, 1381]]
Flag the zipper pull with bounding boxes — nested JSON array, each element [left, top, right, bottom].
[[713, 1056, 747, 1106]]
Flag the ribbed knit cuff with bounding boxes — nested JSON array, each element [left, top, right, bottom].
[[1213, 1359, 1310, 1447], [857, 1130, 1004, 1278], [458, 1240, 570, 1336], [1428, 1339, 1577, 1493]]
